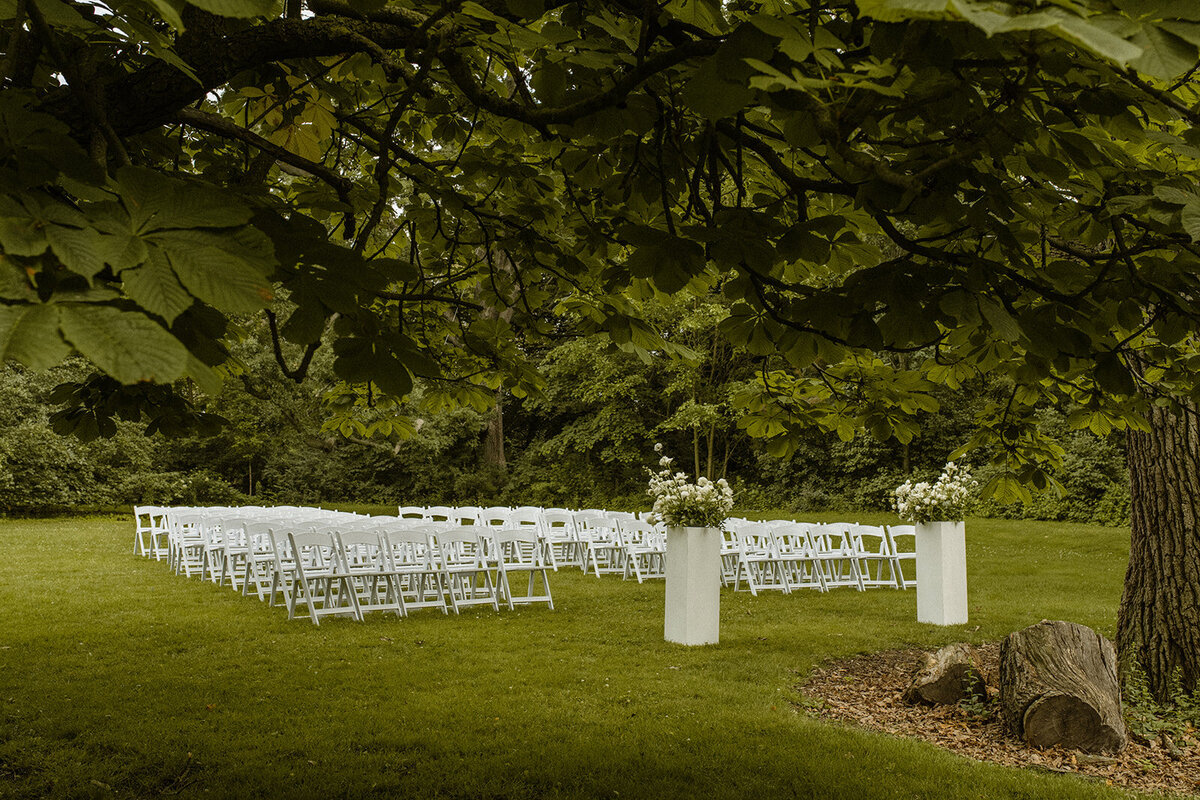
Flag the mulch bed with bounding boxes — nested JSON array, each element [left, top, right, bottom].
[[796, 643, 1200, 797]]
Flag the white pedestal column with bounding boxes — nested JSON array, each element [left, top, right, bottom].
[[915, 520, 968, 625], [664, 526, 721, 645]]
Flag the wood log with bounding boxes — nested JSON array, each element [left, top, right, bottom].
[[902, 642, 987, 705], [999, 620, 1127, 754]]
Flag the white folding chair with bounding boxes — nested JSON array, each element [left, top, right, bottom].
[[424, 505, 454, 523], [617, 520, 665, 583], [731, 523, 791, 595], [336, 526, 406, 618], [575, 514, 624, 577], [451, 506, 484, 526], [428, 527, 499, 614], [380, 524, 448, 614], [540, 510, 583, 569], [848, 524, 900, 589], [770, 522, 827, 591], [886, 524, 917, 589], [809, 523, 864, 590], [486, 527, 554, 609], [478, 506, 512, 530], [286, 528, 361, 625], [133, 505, 165, 558], [168, 509, 207, 577], [505, 509, 556, 569]]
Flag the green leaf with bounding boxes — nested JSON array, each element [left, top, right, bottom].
[[1050, 13, 1144, 66], [185, 0, 275, 17], [117, 167, 252, 233], [0, 259, 35, 300], [184, 354, 222, 396], [1088, 411, 1114, 436], [123, 248, 193, 323], [1153, 185, 1193, 205], [32, 0, 91, 29], [1094, 352, 1137, 395], [505, 0, 544, 17], [680, 23, 773, 120], [166, 246, 273, 312], [45, 225, 106, 278], [1130, 25, 1197, 77], [982, 472, 1032, 504], [978, 298, 1021, 341], [856, 0, 950, 22], [0, 216, 48, 256], [145, 0, 186, 29], [1181, 199, 1200, 240], [58, 304, 188, 384], [0, 304, 70, 369]]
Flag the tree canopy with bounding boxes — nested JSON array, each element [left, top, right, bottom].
[[5, 0, 1200, 501]]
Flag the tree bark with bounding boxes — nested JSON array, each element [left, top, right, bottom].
[[481, 391, 506, 470], [903, 642, 987, 706], [1119, 398, 1200, 701], [705, 423, 715, 480], [999, 620, 1126, 754]]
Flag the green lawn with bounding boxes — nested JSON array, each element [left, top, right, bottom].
[[0, 514, 1146, 799]]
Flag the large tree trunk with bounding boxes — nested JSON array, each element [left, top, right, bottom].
[[481, 391, 506, 470], [1119, 399, 1200, 702]]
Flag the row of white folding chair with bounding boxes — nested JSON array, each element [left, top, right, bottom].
[[725, 522, 856, 595], [392, 506, 657, 575], [724, 520, 917, 594], [274, 521, 554, 625], [158, 512, 553, 624], [207, 507, 357, 588], [161, 506, 356, 587], [810, 522, 917, 590]]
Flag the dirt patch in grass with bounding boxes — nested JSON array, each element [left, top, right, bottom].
[[797, 643, 1200, 797]]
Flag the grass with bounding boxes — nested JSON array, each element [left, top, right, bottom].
[[0, 514, 1145, 799]]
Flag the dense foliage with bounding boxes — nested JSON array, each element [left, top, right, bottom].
[[0, 326, 1130, 525]]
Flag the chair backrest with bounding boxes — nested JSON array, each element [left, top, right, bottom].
[[429, 526, 487, 566], [847, 524, 890, 555], [736, 522, 778, 554], [770, 522, 813, 554], [452, 506, 483, 526], [424, 505, 454, 522], [540, 511, 576, 536], [506, 509, 541, 528], [288, 529, 341, 570], [398, 506, 426, 519], [488, 527, 546, 566], [512, 505, 542, 515], [886, 524, 916, 555], [478, 506, 512, 528], [574, 514, 616, 540], [336, 529, 386, 568], [618, 520, 657, 545]]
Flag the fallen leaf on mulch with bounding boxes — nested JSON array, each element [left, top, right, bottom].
[[796, 643, 1200, 797]]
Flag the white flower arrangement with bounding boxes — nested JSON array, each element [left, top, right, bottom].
[[645, 443, 735, 529], [892, 462, 978, 523]]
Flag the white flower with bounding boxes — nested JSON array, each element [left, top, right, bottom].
[[891, 462, 976, 523]]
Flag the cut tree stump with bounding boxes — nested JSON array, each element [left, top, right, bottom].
[[903, 642, 987, 705], [999, 620, 1126, 754]]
